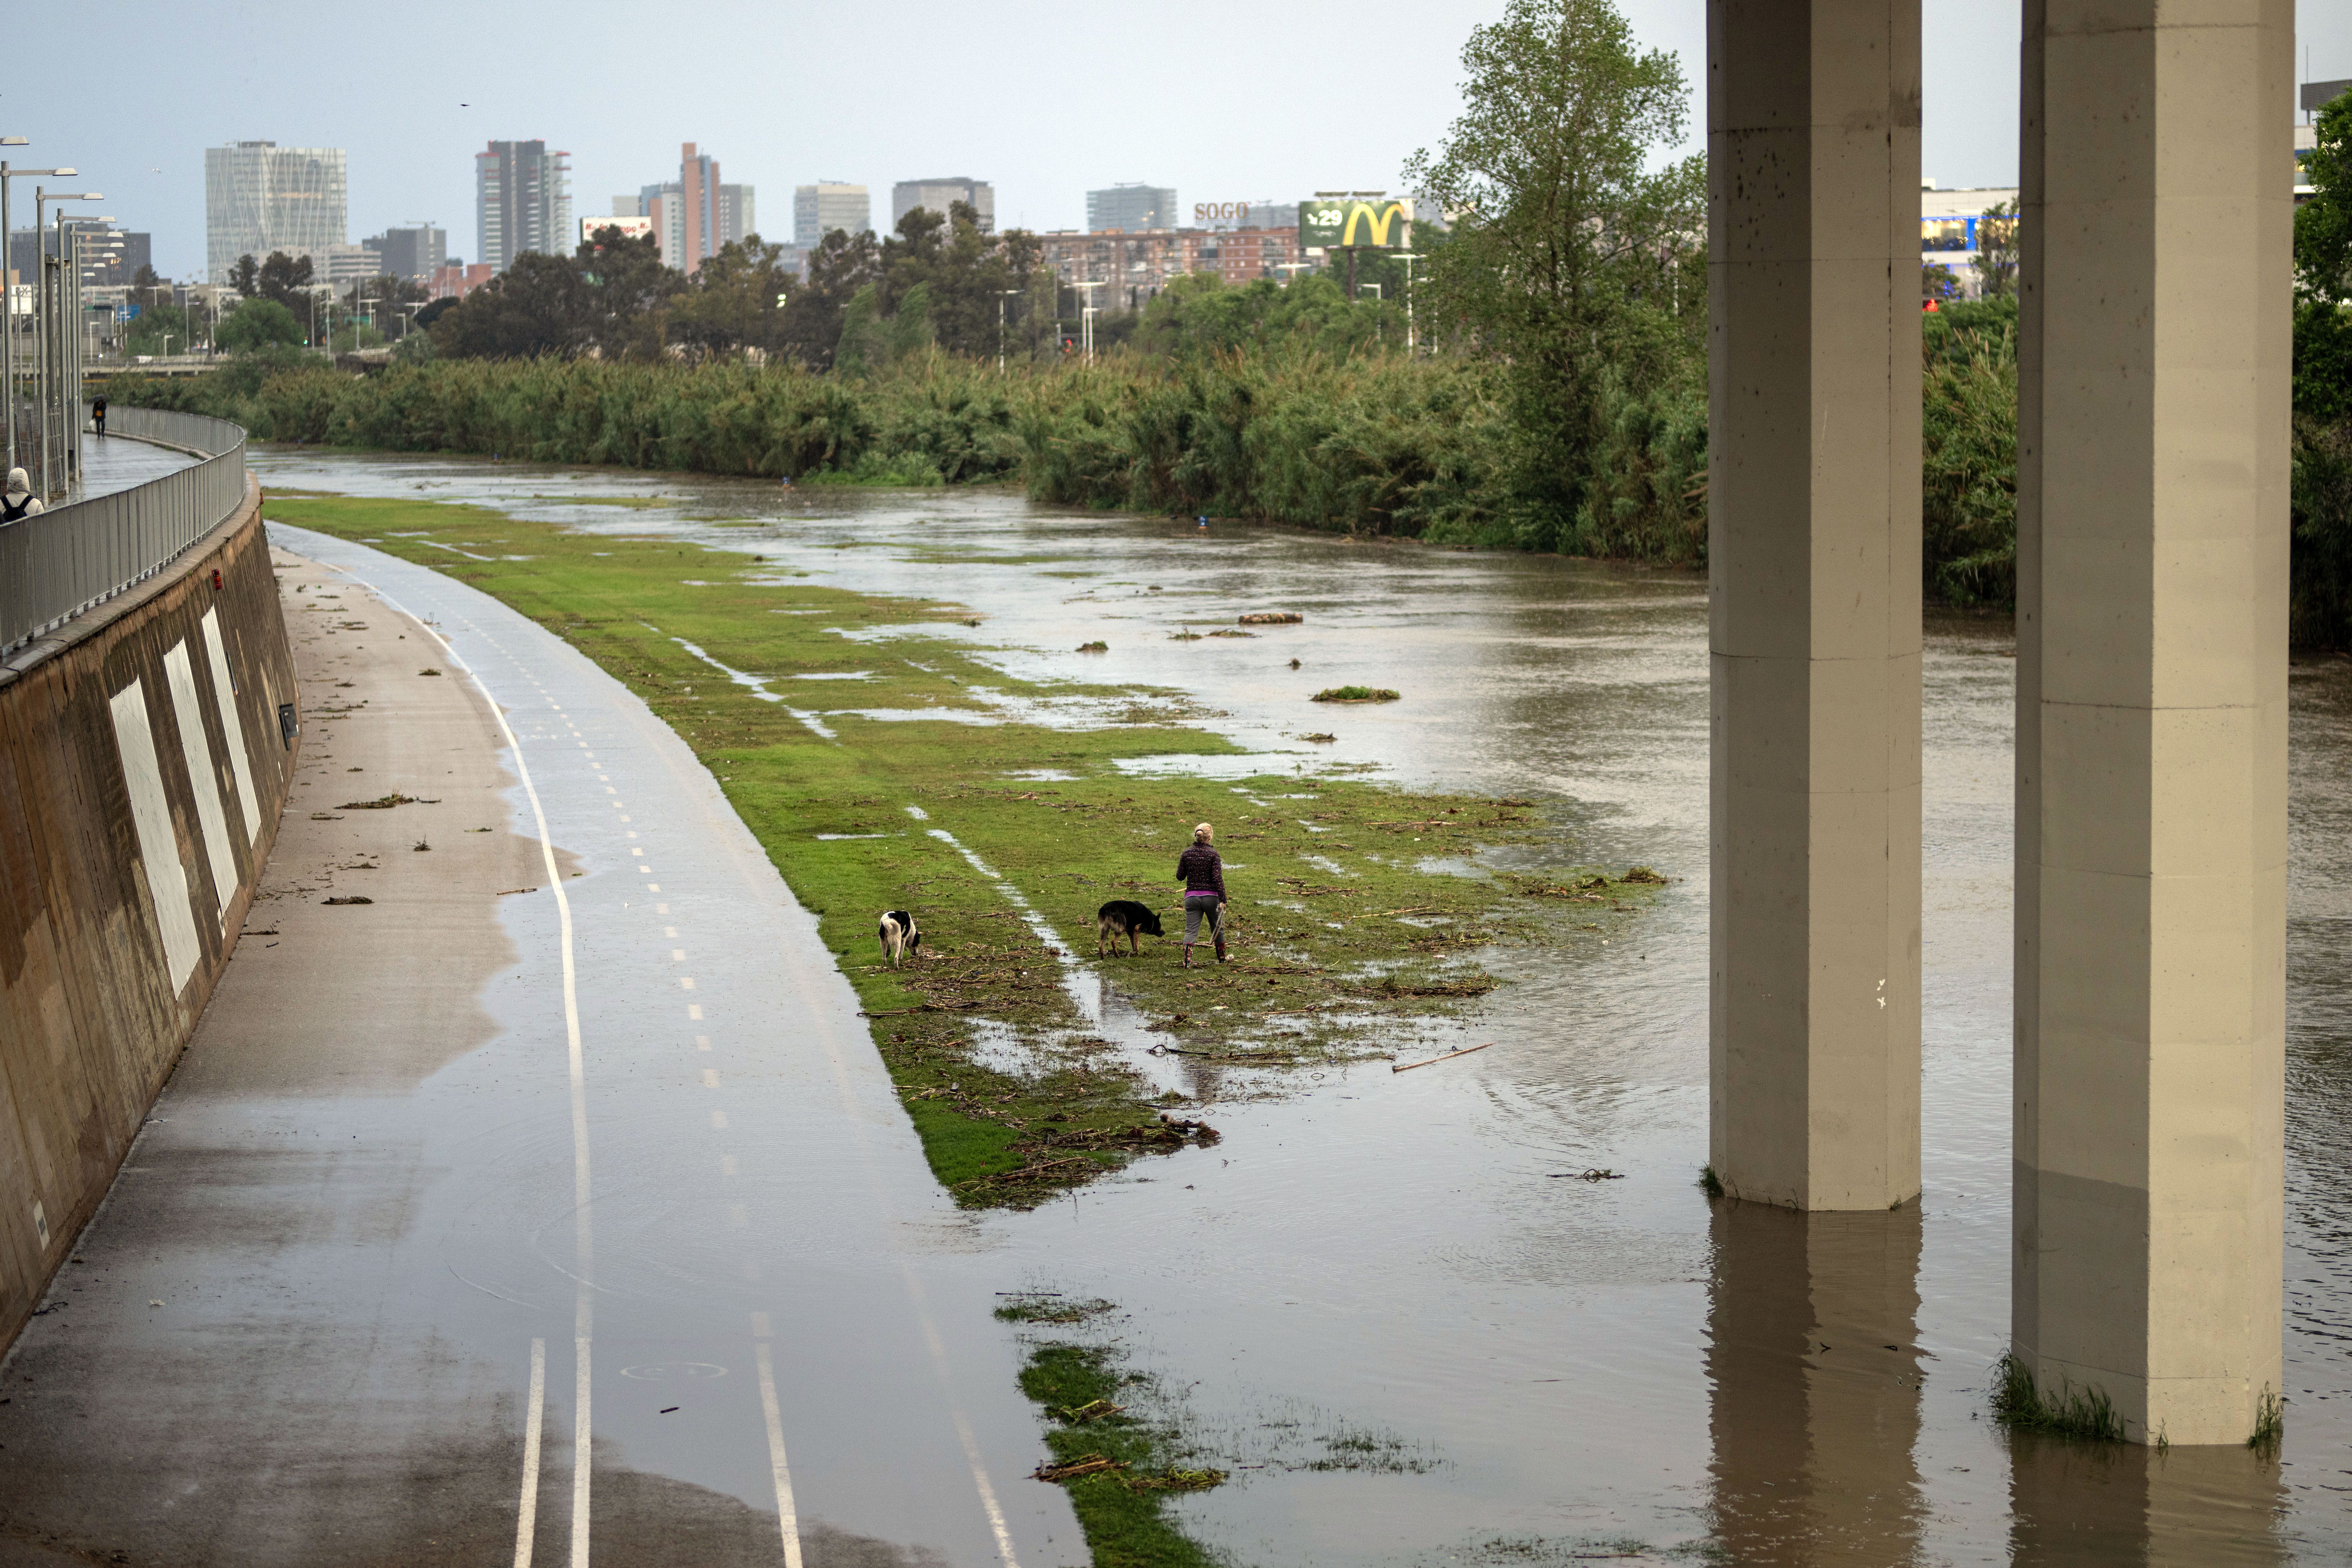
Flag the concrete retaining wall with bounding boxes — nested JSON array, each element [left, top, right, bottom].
[[0, 478, 296, 1351]]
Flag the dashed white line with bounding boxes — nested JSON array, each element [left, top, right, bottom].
[[753, 1341, 805, 1568], [511, 1337, 546, 1568]]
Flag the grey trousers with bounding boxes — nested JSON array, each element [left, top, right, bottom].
[[1183, 899, 1223, 941]]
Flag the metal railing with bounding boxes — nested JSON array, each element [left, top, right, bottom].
[[0, 406, 249, 656]]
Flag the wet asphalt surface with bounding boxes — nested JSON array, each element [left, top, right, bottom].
[[8, 447, 2348, 1565], [0, 528, 1083, 1567]]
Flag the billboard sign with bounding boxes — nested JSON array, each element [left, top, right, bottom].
[[1299, 198, 1410, 250], [1193, 200, 1289, 230], [582, 214, 655, 245]]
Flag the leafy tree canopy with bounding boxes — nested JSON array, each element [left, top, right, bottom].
[[1401, 0, 1704, 547], [215, 296, 305, 353]]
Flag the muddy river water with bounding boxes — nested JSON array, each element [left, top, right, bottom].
[[254, 451, 2352, 1564]]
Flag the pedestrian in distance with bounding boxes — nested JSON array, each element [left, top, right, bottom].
[[90, 395, 107, 440], [1176, 822, 1228, 967], [2, 468, 42, 522]]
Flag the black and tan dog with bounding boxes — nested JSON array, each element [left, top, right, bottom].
[[1095, 899, 1164, 956], [878, 909, 921, 967]]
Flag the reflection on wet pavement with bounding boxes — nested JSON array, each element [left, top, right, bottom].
[[252, 453, 2352, 1564]]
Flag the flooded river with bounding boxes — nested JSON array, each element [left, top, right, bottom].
[[255, 450, 2352, 1564]]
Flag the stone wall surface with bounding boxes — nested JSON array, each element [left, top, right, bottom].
[[0, 479, 295, 1352]]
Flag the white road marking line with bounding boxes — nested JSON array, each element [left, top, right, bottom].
[[647, 884, 661, 893], [574, 1336, 593, 1568], [673, 949, 687, 961], [753, 1343, 805, 1568], [395, 596, 599, 1568], [702, 1070, 719, 1088], [903, 1267, 1023, 1566], [688, 1003, 703, 1020], [512, 1337, 546, 1568], [198, 608, 262, 844], [109, 678, 202, 992], [711, 1111, 728, 1129], [696, 1037, 712, 1052], [722, 1155, 738, 1176], [680, 977, 696, 990], [751, 1311, 771, 1339], [729, 1203, 748, 1229]]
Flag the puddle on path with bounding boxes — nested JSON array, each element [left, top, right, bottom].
[[255, 450, 2352, 1564]]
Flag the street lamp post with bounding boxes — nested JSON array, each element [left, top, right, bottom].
[[996, 288, 1022, 375], [1071, 279, 1104, 365], [54, 211, 110, 494], [1392, 252, 1422, 354], [1, 147, 75, 480], [33, 188, 102, 499]]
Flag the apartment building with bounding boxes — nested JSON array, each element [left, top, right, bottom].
[[204, 141, 348, 283], [476, 141, 573, 273], [891, 177, 994, 234], [794, 184, 871, 248]]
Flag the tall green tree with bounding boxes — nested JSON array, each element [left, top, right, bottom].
[[2292, 89, 2352, 645], [1402, 0, 1704, 550], [1972, 198, 2019, 300], [876, 201, 1045, 359], [215, 297, 305, 352], [429, 252, 591, 358], [778, 228, 881, 370], [576, 225, 682, 358], [670, 234, 793, 357]]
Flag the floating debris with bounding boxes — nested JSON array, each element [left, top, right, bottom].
[[322, 895, 374, 906], [1392, 1041, 1493, 1074], [1311, 686, 1400, 703], [1240, 612, 1303, 625]]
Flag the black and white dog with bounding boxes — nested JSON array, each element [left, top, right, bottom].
[[878, 909, 921, 967], [1095, 899, 1164, 957]]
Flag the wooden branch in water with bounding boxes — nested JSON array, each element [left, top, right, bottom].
[[1391, 1042, 1494, 1074]]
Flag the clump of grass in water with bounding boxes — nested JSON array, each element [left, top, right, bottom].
[[1697, 1164, 1725, 1199], [1990, 1349, 2126, 1442], [1017, 1342, 1225, 1567], [994, 1295, 1116, 1325], [2248, 1386, 2284, 1451], [1311, 685, 1400, 703]]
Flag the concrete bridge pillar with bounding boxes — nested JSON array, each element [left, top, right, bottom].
[[1708, 0, 1924, 1210], [2013, 0, 2292, 1447]]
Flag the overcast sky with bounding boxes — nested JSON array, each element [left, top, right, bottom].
[[7, 0, 2348, 279]]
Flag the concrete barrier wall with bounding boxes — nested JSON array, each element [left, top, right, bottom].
[[0, 478, 296, 1351]]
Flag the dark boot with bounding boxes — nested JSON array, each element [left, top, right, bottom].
[[1214, 937, 1228, 963], [1182, 944, 1195, 968]]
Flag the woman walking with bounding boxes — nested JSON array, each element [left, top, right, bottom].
[[1176, 822, 1228, 967]]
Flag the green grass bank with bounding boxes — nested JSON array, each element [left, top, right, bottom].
[[267, 491, 1661, 1208]]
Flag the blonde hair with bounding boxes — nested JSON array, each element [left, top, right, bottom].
[[1193, 823, 1214, 842]]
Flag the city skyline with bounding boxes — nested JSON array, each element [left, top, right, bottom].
[[9, 0, 2349, 280]]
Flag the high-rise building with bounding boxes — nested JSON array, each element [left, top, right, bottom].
[[205, 141, 349, 283], [794, 184, 871, 248], [718, 184, 756, 247], [9, 226, 150, 288], [321, 244, 378, 289], [891, 177, 995, 234], [634, 147, 746, 274], [365, 224, 446, 283], [475, 140, 573, 273], [638, 182, 685, 268], [1086, 183, 1176, 233]]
